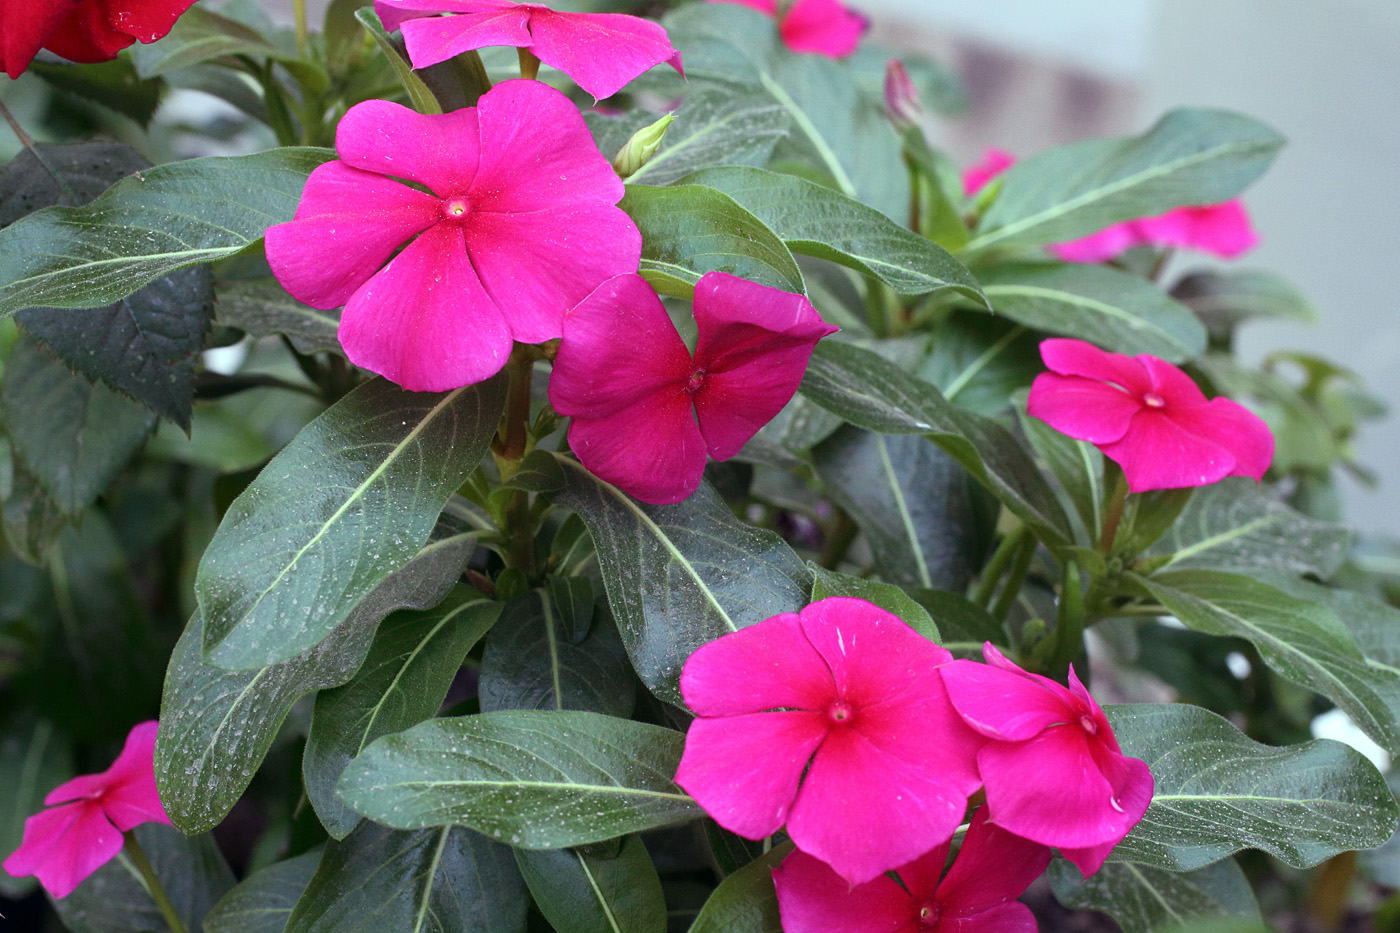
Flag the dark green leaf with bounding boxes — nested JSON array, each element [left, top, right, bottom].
[[680, 166, 984, 303], [800, 340, 1073, 548], [918, 314, 1040, 416], [1108, 702, 1398, 870], [157, 533, 479, 834], [355, 8, 443, 116], [687, 843, 791, 933], [1017, 397, 1103, 542], [204, 848, 322, 933], [28, 58, 164, 127], [338, 710, 701, 845], [304, 590, 501, 839], [621, 184, 804, 298], [979, 262, 1207, 362], [1173, 269, 1319, 338], [215, 278, 342, 355], [0, 147, 334, 316], [0, 717, 72, 898], [1, 457, 69, 564], [907, 586, 1005, 652], [131, 6, 329, 92], [808, 564, 939, 643], [285, 822, 526, 933], [970, 109, 1285, 253], [738, 392, 843, 467], [515, 834, 666, 933], [1048, 857, 1261, 933], [0, 141, 148, 228], [197, 375, 505, 669], [548, 576, 596, 643], [545, 454, 810, 705]]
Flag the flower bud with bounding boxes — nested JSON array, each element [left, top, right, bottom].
[[883, 59, 922, 131], [612, 113, 677, 179]]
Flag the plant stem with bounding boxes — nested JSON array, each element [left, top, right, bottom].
[[973, 524, 1030, 609], [495, 347, 536, 471], [293, 0, 308, 57], [518, 48, 540, 80], [1096, 466, 1129, 554], [990, 531, 1036, 622], [123, 832, 188, 933]]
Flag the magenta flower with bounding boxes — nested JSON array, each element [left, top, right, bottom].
[[962, 147, 1016, 198], [941, 645, 1153, 876], [674, 597, 985, 885], [773, 808, 1051, 933], [1027, 338, 1274, 493], [883, 60, 922, 132], [3, 721, 170, 899], [374, 0, 682, 100], [266, 80, 640, 392], [706, 0, 868, 58], [548, 271, 836, 504], [1052, 200, 1259, 263]]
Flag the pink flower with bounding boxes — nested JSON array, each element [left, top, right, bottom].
[[3, 721, 170, 899], [883, 60, 921, 131], [266, 80, 640, 392], [1027, 338, 1274, 493], [2, 0, 199, 79], [706, 0, 868, 58], [374, 0, 682, 100], [962, 147, 1016, 198], [674, 597, 985, 885], [773, 807, 1051, 933], [941, 645, 1153, 876], [548, 271, 836, 504]]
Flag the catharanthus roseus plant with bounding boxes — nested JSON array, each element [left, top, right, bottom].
[[1, 0, 1398, 931]]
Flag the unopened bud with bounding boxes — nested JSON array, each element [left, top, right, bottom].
[[612, 113, 676, 179], [883, 60, 923, 131]]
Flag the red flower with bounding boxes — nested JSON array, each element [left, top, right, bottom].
[[773, 808, 1051, 933], [1027, 338, 1274, 493], [674, 597, 985, 885], [706, 0, 868, 59], [1, 0, 199, 79], [941, 645, 1154, 876], [3, 721, 170, 898], [962, 147, 1015, 198], [548, 271, 836, 504]]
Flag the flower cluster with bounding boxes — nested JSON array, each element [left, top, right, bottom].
[[2, 0, 199, 79], [675, 598, 1153, 928], [707, 0, 868, 58]]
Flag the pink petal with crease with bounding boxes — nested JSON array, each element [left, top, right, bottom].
[[1050, 222, 1141, 263], [526, 9, 683, 100], [773, 848, 918, 933], [1139, 354, 1209, 406], [398, 8, 532, 68], [679, 611, 835, 716], [1100, 410, 1239, 492], [1026, 372, 1142, 445], [943, 902, 1039, 933], [798, 597, 949, 707], [1134, 200, 1258, 258], [1169, 397, 1274, 481], [779, 0, 867, 57], [937, 808, 1050, 913], [3, 802, 124, 900], [565, 393, 708, 504], [376, 0, 517, 32], [335, 99, 481, 195], [1058, 839, 1117, 878], [942, 657, 1072, 742], [1039, 338, 1151, 394]]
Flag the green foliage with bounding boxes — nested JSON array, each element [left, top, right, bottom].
[[1049, 858, 1262, 933], [515, 835, 667, 933]]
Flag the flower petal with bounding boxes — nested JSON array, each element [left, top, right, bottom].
[[266, 162, 440, 310], [1049, 222, 1142, 263], [779, 0, 867, 58], [675, 712, 827, 839], [565, 393, 707, 504], [891, 844, 952, 901], [42, 1, 135, 62], [943, 902, 1040, 933], [375, 0, 520, 33], [679, 611, 836, 717], [1099, 410, 1239, 492], [525, 9, 683, 100], [1, 2, 74, 77], [1058, 839, 1116, 878], [2, 802, 124, 900], [1169, 397, 1275, 482], [1026, 372, 1143, 445], [962, 148, 1015, 197], [1038, 338, 1151, 394], [338, 222, 513, 391], [398, 7, 532, 70], [335, 99, 481, 196], [94, 0, 199, 43], [705, 0, 778, 14], [936, 808, 1051, 914], [941, 658, 1072, 742], [1134, 201, 1259, 258], [773, 848, 918, 933], [44, 721, 171, 830], [1138, 354, 1209, 407]]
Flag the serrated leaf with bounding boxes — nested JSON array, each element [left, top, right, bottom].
[[1048, 857, 1261, 933], [285, 822, 526, 933], [808, 564, 939, 643], [800, 340, 1073, 549], [157, 533, 479, 834], [215, 278, 342, 355], [969, 108, 1285, 253], [515, 834, 666, 933], [1108, 702, 1398, 870], [0, 141, 148, 228], [979, 262, 1207, 362], [197, 375, 505, 669], [304, 590, 500, 838], [688, 843, 791, 933], [680, 166, 985, 303], [0, 147, 334, 316], [0, 717, 72, 898], [338, 710, 701, 845], [621, 184, 804, 298], [545, 454, 810, 705], [204, 848, 322, 933]]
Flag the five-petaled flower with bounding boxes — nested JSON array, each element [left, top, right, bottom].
[[942, 644, 1154, 876], [3, 721, 170, 899], [375, 0, 682, 100], [674, 597, 985, 885], [266, 80, 640, 392], [706, 0, 868, 58], [2, 0, 199, 79], [773, 807, 1051, 933], [1027, 337, 1274, 493], [548, 271, 836, 504]]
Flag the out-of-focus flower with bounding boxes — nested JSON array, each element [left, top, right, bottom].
[[707, 0, 867, 59], [2, 0, 199, 79], [961, 147, 1016, 198], [883, 60, 922, 132]]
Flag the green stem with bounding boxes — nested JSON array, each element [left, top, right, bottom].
[[495, 347, 537, 471], [1096, 466, 1129, 554], [518, 48, 540, 81], [974, 524, 1030, 609], [1049, 560, 1085, 668], [293, 0, 308, 56], [818, 509, 858, 569], [990, 531, 1036, 622], [123, 832, 188, 933]]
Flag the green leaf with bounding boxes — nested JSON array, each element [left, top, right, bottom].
[[1048, 857, 1261, 933], [515, 834, 666, 933], [687, 843, 792, 933], [303, 590, 501, 839], [1108, 702, 1398, 870], [0, 141, 148, 228], [354, 8, 443, 116], [0, 147, 334, 317], [907, 586, 1005, 653], [1173, 269, 1319, 337], [204, 849, 322, 933], [621, 184, 805, 298], [1, 336, 154, 515], [1, 458, 68, 564], [808, 564, 940, 643], [131, 5, 329, 92], [53, 823, 234, 933], [812, 426, 980, 591], [1146, 478, 1350, 579], [545, 454, 810, 705], [480, 590, 635, 718], [1137, 570, 1400, 755], [1016, 397, 1103, 541], [800, 340, 1073, 549], [0, 717, 72, 898], [197, 375, 505, 669], [157, 533, 479, 834], [338, 710, 701, 845], [28, 58, 164, 128], [969, 108, 1285, 253], [680, 166, 985, 303], [978, 262, 1207, 362], [285, 822, 527, 933], [215, 278, 342, 355]]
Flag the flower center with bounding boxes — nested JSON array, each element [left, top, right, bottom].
[[1079, 713, 1098, 735], [1142, 392, 1166, 408], [441, 196, 472, 222], [826, 700, 855, 725], [919, 902, 942, 929], [686, 369, 707, 393]]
